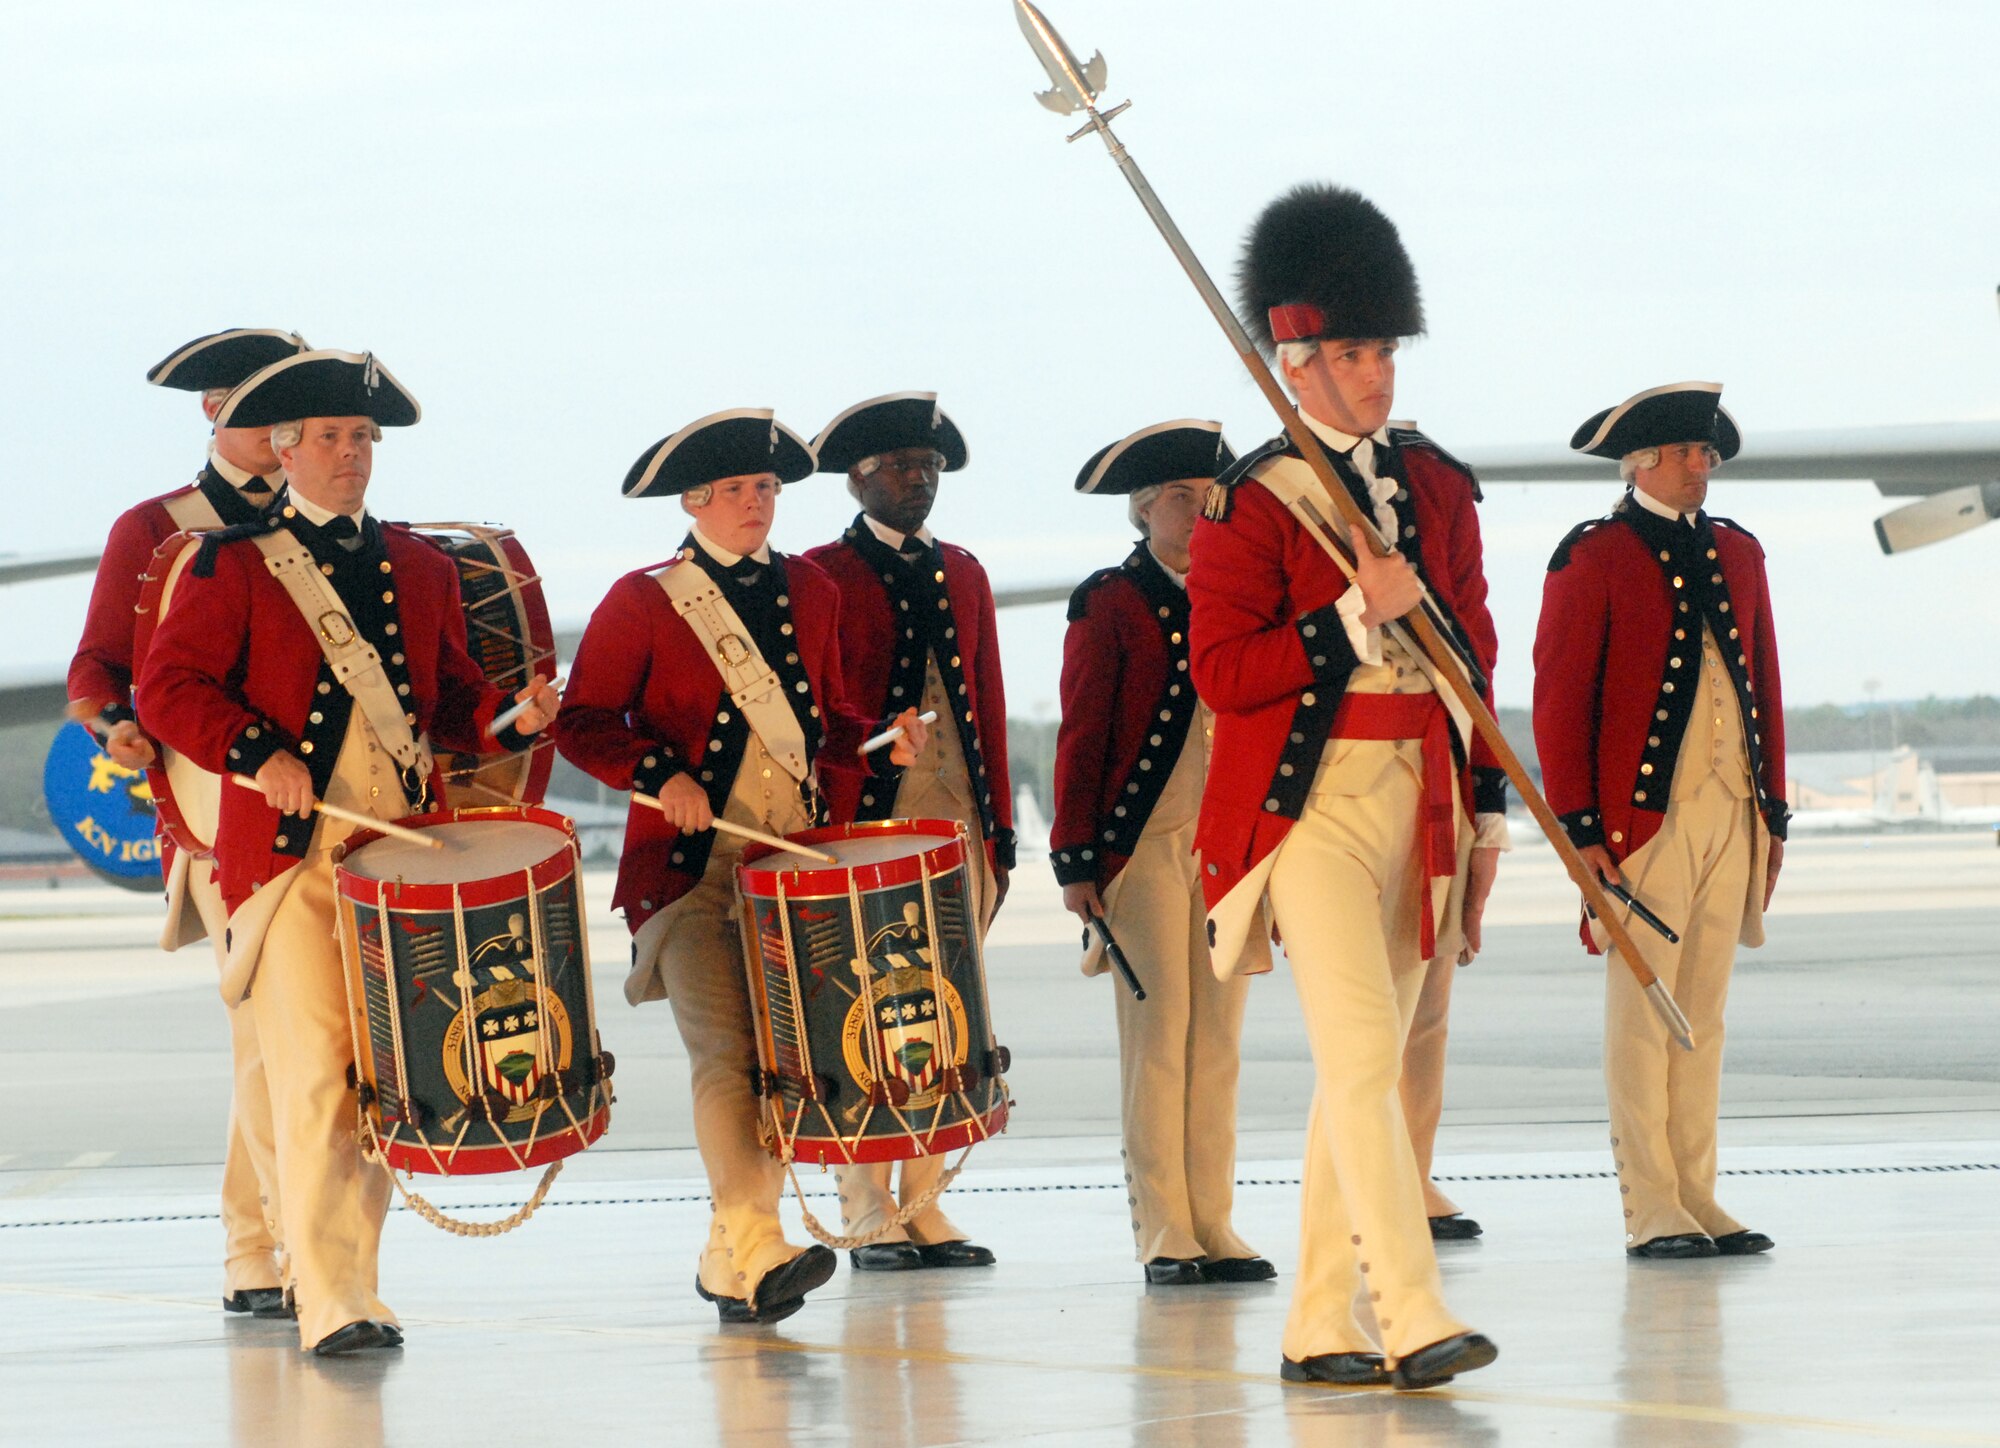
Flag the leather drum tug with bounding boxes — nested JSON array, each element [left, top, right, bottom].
[[333, 806, 612, 1179], [735, 820, 1010, 1168], [409, 524, 558, 810]]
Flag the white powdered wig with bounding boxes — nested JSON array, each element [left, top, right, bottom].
[[846, 455, 882, 500], [1127, 483, 1164, 535], [1620, 448, 1661, 483], [681, 480, 782, 514], [1275, 338, 1321, 382]]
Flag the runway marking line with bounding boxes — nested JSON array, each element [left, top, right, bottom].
[[4, 1281, 1997, 1445]]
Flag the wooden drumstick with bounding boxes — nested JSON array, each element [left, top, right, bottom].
[[488, 674, 563, 739], [630, 793, 838, 865], [229, 774, 443, 850], [860, 709, 938, 756]]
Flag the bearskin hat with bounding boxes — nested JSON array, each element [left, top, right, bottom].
[[1235, 183, 1425, 358]]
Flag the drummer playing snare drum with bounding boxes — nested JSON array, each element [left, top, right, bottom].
[[554, 409, 926, 1327], [137, 350, 558, 1357]]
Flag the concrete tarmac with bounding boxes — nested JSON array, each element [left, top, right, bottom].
[[2, 832, 1998, 1444]]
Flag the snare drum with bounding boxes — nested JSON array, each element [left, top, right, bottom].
[[735, 819, 1010, 1166], [410, 524, 559, 811], [333, 805, 612, 1175]]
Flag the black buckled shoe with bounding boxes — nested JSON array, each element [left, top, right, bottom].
[[224, 1287, 287, 1317], [1281, 1352, 1391, 1386], [1626, 1233, 1719, 1260], [1428, 1214, 1484, 1242], [754, 1245, 837, 1316], [1198, 1256, 1276, 1283], [1391, 1332, 1497, 1390], [915, 1240, 995, 1269], [1713, 1229, 1774, 1256], [849, 1243, 925, 1272], [310, 1320, 403, 1357], [1144, 1257, 1204, 1285]]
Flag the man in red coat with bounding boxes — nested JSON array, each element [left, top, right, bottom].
[[1054, 419, 1275, 1286], [1189, 184, 1501, 1389], [138, 350, 557, 1355], [802, 392, 1009, 1272], [556, 408, 925, 1323], [1533, 382, 1786, 1261], [67, 327, 306, 1320]]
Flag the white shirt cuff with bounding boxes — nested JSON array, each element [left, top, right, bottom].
[[1472, 811, 1511, 851], [1335, 585, 1383, 667]]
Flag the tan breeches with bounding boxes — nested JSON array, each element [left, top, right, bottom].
[[1398, 947, 1461, 1220], [1268, 753, 1471, 1363], [834, 745, 986, 1246], [1604, 776, 1754, 1245], [249, 861, 394, 1348], [185, 858, 286, 1292], [649, 838, 806, 1307], [1102, 819, 1254, 1264]]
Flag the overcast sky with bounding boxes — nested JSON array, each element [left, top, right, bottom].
[[4, 1, 1996, 713]]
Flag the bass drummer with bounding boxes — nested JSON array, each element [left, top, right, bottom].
[[553, 409, 927, 1327], [68, 328, 308, 1322], [136, 350, 558, 1356]]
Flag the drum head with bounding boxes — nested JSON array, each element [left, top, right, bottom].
[[343, 819, 570, 885], [807, 832, 958, 868]]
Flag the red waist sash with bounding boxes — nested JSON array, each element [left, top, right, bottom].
[[1328, 691, 1469, 957]]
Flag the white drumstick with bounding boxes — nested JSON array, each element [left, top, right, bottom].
[[631, 793, 838, 865], [229, 774, 443, 850], [488, 675, 563, 738], [860, 709, 938, 756]]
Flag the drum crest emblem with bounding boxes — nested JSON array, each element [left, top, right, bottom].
[[439, 914, 574, 1121], [841, 903, 968, 1108]]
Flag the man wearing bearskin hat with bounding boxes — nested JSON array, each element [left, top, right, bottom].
[[138, 350, 559, 1354], [557, 409, 927, 1320], [1534, 383, 1786, 1260], [70, 329, 309, 1321], [801, 392, 1010, 1272], [1053, 419, 1275, 1286], [1189, 184, 1502, 1388]]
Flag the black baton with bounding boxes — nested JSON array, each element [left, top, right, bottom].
[[1087, 912, 1146, 1000], [1602, 881, 1681, 944]]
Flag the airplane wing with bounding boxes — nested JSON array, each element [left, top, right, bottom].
[[1466, 420, 2000, 554], [0, 550, 101, 586]]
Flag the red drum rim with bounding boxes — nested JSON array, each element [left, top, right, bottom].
[[781, 1102, 1008, 1166], [375, 1104, 610, 1177], [133, 533, 217, 858], [335, 804, 578, 910], [736, 818, 969, 899]]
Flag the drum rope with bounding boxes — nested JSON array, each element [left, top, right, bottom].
[[452, 883, 529, 1174], [843, 875, 922, 1148], [770, 877, 844, 1152], [915, 855, 955, 1149], [365, 1127, 566, 1238], [566, 836, 612, 1127], [526, 863, 591, 1147], [783, 1147, 973, 1251]]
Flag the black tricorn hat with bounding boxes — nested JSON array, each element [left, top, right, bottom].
[[813, 391, 969, 474], [146, 328, 310, 392], [1570, 382, 1741, 461], [1075, 420, 1235, 496], [624, 409, 818, 498], [1236, 184, 1424, 357], [213, 349, 420, 428]]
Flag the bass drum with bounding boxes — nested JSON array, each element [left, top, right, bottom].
[[410, 523, 558, 811], [132, 532, 220, 857]]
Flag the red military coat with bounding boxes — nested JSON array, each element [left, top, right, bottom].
[[1531, 500, 1788, 873], [553, 548, 881, 932], [135, 516, 505, 915], [803, 518, 1015, 871], [1051, 543, 1196, 890], [69, 465, 270, 726], [1189, 432, 1501, 916]]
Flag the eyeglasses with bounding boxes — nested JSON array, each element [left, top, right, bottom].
[[874, 451, 945, 478]]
